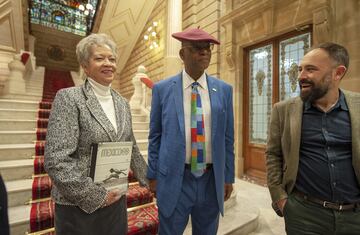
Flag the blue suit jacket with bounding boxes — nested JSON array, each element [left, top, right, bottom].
[[147, 73, 235, 217]]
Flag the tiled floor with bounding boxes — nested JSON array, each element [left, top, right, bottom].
[[238, 179, 285, 235], [183, 178, 286, 235]]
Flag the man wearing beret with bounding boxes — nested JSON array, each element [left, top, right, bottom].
[[147, 28, 235, 234]]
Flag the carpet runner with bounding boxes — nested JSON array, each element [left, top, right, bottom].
[[29, 68, 158, 234]]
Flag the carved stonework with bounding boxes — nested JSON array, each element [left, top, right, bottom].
[[288, 62, 298, 93], [313, 8, 331, 45], [47, 45, 65, 61], [255, 69, 265, 96], [226, 50, 235, 70]]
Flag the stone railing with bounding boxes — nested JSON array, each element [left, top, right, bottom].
[[0, 50, 37, 96], [129, 65, 153, 118]]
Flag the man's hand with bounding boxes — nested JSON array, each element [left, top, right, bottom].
[[102, 189, 122, 208], [148, 179, 157, 198], [224, 183, 233, 201], [276, 198, 287, 214]]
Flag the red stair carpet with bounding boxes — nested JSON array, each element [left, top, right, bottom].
[[29, 68, 158, 234]]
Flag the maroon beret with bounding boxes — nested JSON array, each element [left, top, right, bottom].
[[172, 28, 220, 45]]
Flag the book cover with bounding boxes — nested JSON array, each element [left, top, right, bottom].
[[90, 142, 133, 193]]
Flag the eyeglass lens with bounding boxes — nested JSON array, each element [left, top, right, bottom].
[[193, 43, 214, 51], [183, 43, 214, 52]]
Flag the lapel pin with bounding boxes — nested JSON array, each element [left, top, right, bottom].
[[212, 88, 217, 92]]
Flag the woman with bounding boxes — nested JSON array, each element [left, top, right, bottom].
[[44, 33, 148, 235]]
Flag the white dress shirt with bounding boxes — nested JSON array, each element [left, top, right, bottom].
[[182, 70, 212, 164], [88, 77, 118, 133]]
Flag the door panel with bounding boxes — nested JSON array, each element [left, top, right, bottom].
[[243, 31, 311, 182], [244, 44, 273, 180]]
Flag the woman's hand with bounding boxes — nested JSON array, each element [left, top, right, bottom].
[[102, 189, 122, 207]]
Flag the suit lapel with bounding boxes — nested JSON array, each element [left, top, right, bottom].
[[173, 75, 185, 139], [344, 91, 360, 177], [112, 90, 126, 140], [83, 81, 117, 141], [207, 76, 220, 140], [289, 98, 303, 157]]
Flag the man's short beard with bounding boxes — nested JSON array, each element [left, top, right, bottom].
[[300, 85, 329, 103], [300, 75, 331, 103]]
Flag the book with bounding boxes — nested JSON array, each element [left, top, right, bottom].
[[90, 142, 133, 193]]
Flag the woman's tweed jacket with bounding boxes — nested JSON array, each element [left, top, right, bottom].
[[44, 79, 148, 214]]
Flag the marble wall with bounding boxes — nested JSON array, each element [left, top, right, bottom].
[[115, 0, 166, 100]]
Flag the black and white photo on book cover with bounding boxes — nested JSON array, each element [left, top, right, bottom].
[[90, 142, 133, 194]]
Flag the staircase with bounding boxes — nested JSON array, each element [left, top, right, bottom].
[[1, 68, 158, 235]]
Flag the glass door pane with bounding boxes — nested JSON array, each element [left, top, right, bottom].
[[279, 33, 311, 100], [249, 45, 273, 144]]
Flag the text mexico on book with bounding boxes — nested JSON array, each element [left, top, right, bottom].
[[90, 142, 133, 193]]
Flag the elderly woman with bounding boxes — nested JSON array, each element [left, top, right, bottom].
[[44, 33, 148, 235]]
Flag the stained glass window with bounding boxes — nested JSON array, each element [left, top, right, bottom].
[[249, 45, 273, 144], [29, 0, 99, 36], [279, 33, 311, 100], [246, 31, 311, 145]]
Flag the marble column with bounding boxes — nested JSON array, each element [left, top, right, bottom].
[[163, 0, 182, 77]]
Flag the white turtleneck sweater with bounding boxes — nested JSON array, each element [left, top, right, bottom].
[[88, 78, 117, 133]]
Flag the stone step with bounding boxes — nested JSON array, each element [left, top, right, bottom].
[[26, 79, 44, 87], [26, 87, 43, 93], [131, 108, 142, 115], [0, 108, 37, 120], [0, 131, 147, 146], [26, 79, 44, 85], [0, 143, 35, 161], [0, 99, 39, 109], [5, 178, 33, 207], [0, 119, 146, 132], [0, 119, 37, 131], [5, 174, 150, 209], [26, 78, 44, 85], [0, 159, 33, 181], [140, 150, 148, 163], [9, 204, 30, 235], [133, 130, 149, 140], [132, 114, 147, 122], [1, 93, 42, 101], [0, 131, 37, 144], [132, 121, 149, 130], [136, 139, 148, 152], [0, 143, 145, 163]]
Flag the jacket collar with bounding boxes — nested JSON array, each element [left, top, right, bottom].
[[82, 79, 122, 141]]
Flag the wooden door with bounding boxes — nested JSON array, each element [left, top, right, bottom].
[[243, 43, 274, 181], [243, 31, 312, 182]]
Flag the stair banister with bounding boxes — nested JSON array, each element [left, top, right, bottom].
[[130, 65, 153, 118]]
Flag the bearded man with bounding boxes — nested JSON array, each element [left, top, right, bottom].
[[266, 42, 360, 235]]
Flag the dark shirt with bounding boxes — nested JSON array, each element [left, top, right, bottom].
[[295, 91, 360, 203]]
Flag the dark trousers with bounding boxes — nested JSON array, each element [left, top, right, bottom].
[[55, 195, 127, 235], [0, 175, 9, 235], [159, 168, 219, 235], [284, 193, 360, 235]]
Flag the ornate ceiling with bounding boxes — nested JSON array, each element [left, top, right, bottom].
[[95, 0, 158, 74]]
